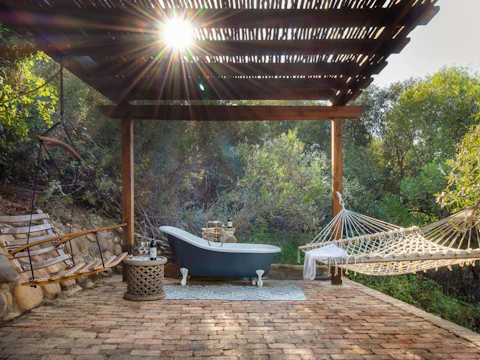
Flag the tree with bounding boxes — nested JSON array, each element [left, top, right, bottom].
[[373, 67, 480, 219], [0, 26, 59, 183], [0, 25, 58, 148], [225, 129, 330, 232], [382, 68, 479, 187], [439, 122, 480, 212], [400, 162, 448, 219]]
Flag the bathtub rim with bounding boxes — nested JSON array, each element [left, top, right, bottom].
[[160, 226, 281, 254]]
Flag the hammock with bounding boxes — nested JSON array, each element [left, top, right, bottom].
[[0, 135, 128, 286], [0, 63, 129, 287], [299, 194, 480, 279], [0, 212, 128, 286]]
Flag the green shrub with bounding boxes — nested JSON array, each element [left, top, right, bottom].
[[225, 129, 330, 233], [245, 227, 313, 264]]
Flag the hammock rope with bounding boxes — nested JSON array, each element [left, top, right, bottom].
[[300, 194, 480, 277]]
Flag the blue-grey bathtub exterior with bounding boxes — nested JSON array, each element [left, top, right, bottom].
[[160, 226, 281, 278]]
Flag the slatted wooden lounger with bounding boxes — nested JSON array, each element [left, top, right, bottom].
[[0, 212, 128, 286]]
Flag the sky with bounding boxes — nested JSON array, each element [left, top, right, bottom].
[[373, 0, 480, 87]]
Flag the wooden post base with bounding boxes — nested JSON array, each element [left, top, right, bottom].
[[331, 266, 342, 285]]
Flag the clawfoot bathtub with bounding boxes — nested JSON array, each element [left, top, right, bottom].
[[160, 226, 281, 286]]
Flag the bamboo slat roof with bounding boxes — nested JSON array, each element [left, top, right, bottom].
[[0, 0, 438, 107]]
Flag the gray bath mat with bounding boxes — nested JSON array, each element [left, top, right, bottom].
[[163, 285, 307, 301]]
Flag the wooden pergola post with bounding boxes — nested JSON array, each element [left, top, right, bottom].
[[121, 114, 135, 280], [332, 117, 343, 217], [331, 117, 343, 285]]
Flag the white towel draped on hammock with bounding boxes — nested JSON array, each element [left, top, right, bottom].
[[303, 244, 347, 280]]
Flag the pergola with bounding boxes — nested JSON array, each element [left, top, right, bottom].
[[0, 0, 439, 255]]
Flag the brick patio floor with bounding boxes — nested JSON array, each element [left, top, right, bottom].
[[1, 276, 479, 360]]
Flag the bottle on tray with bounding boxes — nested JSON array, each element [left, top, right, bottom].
[[149, 240, 157, 260]]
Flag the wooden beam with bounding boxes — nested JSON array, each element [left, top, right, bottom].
[[121, 115, 135, 267], [333, 37, 409, 105], [101, 105, 365, 121], [112, 76, 371, 103], [140, 77, 344, 91], [121, 77, 343, 101], [50, 59, 364, 104], [31, 38, 381, 58], [124, 87, 334, 102], [331, 117, 343, 285], [409, 4, 440, 26], [330, 0, 437, 105], [90, 60, 361, 79], [73, 59, 366, 102], [121, 77, 350, 101]]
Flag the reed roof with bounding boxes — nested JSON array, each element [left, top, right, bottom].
[[0, 0, 438, 107]]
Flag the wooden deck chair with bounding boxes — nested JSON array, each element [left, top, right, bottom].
[[0, 212, 128, 286]]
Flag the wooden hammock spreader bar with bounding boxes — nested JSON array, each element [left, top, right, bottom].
[[86, 259, 102, 271], [35, 136, 83, 161], [94, 254, 120, 269], [4, 233, 58, 247], [27, 268, 107, 286], [8, 223, 127, 256], [64, 261, 88, 276], [298, 226, 420, 252], [27, 269, 106, 286], [12, 245, 59, 258], [1, 223, 54, 235], [22, 253, 130, 286], [0, 213, 50, 223], [18, 253, 72, 272]]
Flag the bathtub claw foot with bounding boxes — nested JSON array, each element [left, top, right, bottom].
[[256, 270, 264, 287], [180, 268, 188, 286]]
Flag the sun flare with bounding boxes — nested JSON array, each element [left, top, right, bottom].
[[163, 18, 193, 51]]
